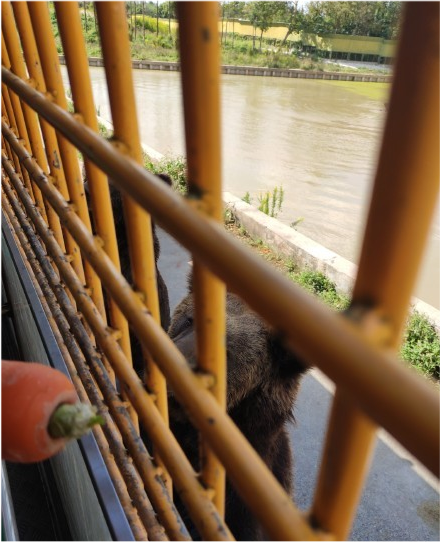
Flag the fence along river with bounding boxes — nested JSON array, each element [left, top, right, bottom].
[[61, 65, 439, 310]]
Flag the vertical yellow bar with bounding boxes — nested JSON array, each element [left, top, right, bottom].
[[95, 0, 170, 484], [1, 20, 49, 221], [1, 84, 25, 185], [178, 2, 226, 515], [0, 32, 34, 198], [54, 1, 135, 421], [311, 4, 439, 539], [9, 1, 85, 273], [27, 1, 106, 320]]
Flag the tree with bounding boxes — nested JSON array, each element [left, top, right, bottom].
[[303, 2, 402, 39], [228, 1, 245, 46], [247, 1, 283, 51], [277, 1, 304, 47]]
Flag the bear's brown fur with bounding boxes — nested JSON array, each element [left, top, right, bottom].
[[103, 176, 306, 539], [106, 174, 171, 331], [167, 290, 307, 540]]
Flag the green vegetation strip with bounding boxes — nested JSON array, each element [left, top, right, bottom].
[[50, 4, 394, 76], [223, 218, 439, 382]]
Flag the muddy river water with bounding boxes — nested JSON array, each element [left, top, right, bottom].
[[61, 66, 439, 309]]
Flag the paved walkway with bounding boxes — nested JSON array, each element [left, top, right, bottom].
[[157, 227, 440, 541]]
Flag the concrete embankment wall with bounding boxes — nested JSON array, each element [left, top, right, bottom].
[[224, 193, 440, 332], [59, 56, 392, 83]]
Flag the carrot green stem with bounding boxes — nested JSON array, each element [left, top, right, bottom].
[[48, 402, 105, 439]]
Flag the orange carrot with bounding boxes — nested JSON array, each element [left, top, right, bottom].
[[2, 360, 103, 463]]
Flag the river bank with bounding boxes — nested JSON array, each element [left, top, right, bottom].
[[59, 56, 391, 83]]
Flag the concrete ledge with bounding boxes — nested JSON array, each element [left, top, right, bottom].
[[58, 56, 391, 83], [223, 192, 440, 332]]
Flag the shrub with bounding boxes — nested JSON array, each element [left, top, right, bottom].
[[145, 155, 188, 195], [132, 15, 169, 35], [257, 186, 284, 218], [401, 312, 440, 380], [293, 270, 350, 311]]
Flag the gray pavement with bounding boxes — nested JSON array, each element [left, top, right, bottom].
[[157, 227, 440, 541]]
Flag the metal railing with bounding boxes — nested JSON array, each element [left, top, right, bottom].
[[1, 2, 438, 540]]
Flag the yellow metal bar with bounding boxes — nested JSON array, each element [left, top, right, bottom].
[[178, 1, 227, 514], [2, 134, 320, 540], [1, 72, 34, 196], [3, 74, 438, 480], [2, 149, 235, 542], [311, 4, 440, 539], [9, 0, 84, 298], [1, 193, 151, 541], [1, 27, 47, 217], [95, 0, 169, 478], [4, 1, 75, 260], [27, 1, 106, 319], [54, 0, 133, 411], [0, 94, 15, 171], [54, 2, 131, 355]]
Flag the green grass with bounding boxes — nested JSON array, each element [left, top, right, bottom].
[[243, 186, 284, 218], [290, 270, 350, 311], [224, 217, 439, 381]]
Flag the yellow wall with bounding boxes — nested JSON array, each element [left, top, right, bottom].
[[217, 19, 397, 58]]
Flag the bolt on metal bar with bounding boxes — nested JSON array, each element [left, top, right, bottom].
[[53, 1, 134, 388], [311, 4, 440, 539], [1, 125, 323, 541], [1, 195, 150, 541], [26, 1, 107, 323], [177, 1, 227, 514], [9, 0, 88, 307], [3, 68, 438, 482]]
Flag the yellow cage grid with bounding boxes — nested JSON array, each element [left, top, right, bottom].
[[1, 2, 438, 541]]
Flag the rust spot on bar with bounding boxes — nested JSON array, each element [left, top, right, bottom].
[[201, 27, 211, 42]]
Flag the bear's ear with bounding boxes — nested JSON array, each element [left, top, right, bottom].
[[268, 331, 308, 379], [156, 173, 173, 187], [186, 269, 194, 293]]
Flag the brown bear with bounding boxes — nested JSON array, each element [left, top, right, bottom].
[[103, 177, 306, 539], [106, 174, 172, 331], [167, 287, 308, 540]]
